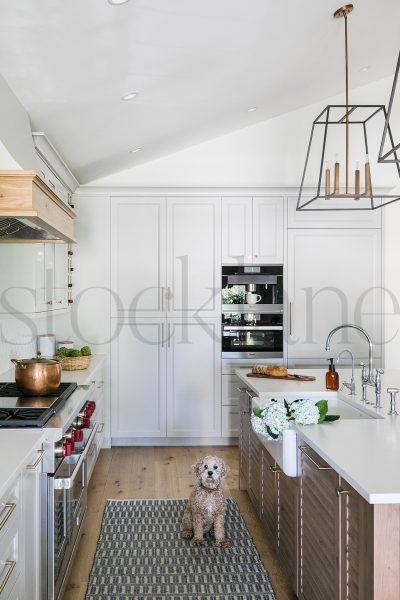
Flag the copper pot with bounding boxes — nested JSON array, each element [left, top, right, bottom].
[[11, 355, 62, 396]]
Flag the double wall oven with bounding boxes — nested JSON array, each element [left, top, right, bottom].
[[222, 265, 283, 360]]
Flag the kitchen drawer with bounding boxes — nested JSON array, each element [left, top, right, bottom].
[[0, 477, 21, 546], [222, 375, 241, 406], [222, 406, 240, 437], [0, 528, 20, 599]]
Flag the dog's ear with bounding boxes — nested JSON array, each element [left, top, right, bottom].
[[191, 458, 203, 477], [220, 459, 230, 479]]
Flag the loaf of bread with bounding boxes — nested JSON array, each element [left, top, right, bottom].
[[252, 364, 288, 377]]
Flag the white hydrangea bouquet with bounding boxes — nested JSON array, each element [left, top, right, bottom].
[[251, 398, 340, 440]]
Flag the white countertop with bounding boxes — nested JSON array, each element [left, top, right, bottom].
[[236, 367, 400, 504], [0, 355, 106, 492], [0, 430, 44, 498], [0, 354, 106, 385]]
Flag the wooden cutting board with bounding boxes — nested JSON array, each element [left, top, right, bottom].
[[247, 373, 316, 381]]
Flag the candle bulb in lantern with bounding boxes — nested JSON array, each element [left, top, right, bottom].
[[365, 154, 371, 196], [355, 161, 360, 199], [325, 161, 331, 198], [334, 154, 340, 195]]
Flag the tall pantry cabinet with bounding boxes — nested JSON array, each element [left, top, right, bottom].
[[110, 196, 221, 441]]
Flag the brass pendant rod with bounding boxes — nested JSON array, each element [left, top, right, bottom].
[[344, 12, 349, 194]]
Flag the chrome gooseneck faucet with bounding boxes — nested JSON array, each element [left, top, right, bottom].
[[325, 324, 383, 407]]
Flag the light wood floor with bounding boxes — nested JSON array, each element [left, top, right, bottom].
[[64, 446, 296, 600]]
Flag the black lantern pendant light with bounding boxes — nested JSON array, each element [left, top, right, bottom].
[[378, 51, 400, 165], [297, 4, 400, 211]]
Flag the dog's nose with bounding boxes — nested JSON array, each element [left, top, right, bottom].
[[207, 470, 213, 477]]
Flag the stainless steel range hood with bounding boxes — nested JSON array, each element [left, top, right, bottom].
[[0, 170, 76, 242]]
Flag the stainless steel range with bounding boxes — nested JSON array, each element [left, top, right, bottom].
[[0, 380, 100, 600]]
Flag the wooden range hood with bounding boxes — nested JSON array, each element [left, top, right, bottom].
[[0, 170, 76, 242]]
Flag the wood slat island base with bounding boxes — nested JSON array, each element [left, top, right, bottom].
[[239, 385, 400, 600]]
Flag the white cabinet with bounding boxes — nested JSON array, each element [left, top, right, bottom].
[[287, 228, 382, 363], [166, 197, 221, 316], [0, 439, 44, 600], [287, 196, 382, 228], [111, 319, 167, 439], [111, 318, 221, 440], [111, 197, 166, 317], [0, 243, 68, 314], [222, 196, 284, 265], [111, 196, 221, 317], [222, 197, 253, 264], [21, 443, 45, 600], [167, 318, 221, 437]]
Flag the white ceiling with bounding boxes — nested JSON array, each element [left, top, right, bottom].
[[0, 0, 399, 183]]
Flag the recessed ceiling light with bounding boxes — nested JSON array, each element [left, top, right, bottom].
[[121, 91, 138, 101], [108, 0, 130, 5], [359, 65, 371, 72], [130, 147, 142, 153], [248, 106, 257, 112]]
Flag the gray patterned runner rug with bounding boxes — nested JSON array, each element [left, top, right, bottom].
[[85, 498, 276, 600]]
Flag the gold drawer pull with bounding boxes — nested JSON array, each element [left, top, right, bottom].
[[0, 560, 16, 594], [0, 503, 16, 532], [269, 465, 282, 473], [299, 445, 332, 471], [25, 449, 45, 470]]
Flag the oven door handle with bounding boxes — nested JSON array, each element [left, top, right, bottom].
[[54, 423, 99, 490], [223, 326, 283, 331]]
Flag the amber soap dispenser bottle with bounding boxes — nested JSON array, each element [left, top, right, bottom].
[[326, 358, 339, 391]]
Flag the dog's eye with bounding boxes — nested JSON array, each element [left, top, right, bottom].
[[213, 465, 218, 470], [204, 464, 208, 469]]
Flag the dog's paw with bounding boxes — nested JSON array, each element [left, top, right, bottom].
[[215, 538, 230, 548], [181, 530, 193, 539], [192, 536, 205, 546]]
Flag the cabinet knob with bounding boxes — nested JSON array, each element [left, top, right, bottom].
[[47, 300, 53, 305], [337, 488, 351, 496]]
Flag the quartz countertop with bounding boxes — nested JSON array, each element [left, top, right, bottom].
[[0, 354, 106, 385], [236, 367, 400, 504]]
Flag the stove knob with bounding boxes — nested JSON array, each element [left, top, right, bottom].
[[82, 416, 91, 428], [73, 415, 84, 429], [84, 406, 93, 418], [62, 439, 73, 457], [87, 401, 96, 413], [74, 429, 84, 442]]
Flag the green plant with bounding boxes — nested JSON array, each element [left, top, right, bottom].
[[81, 345, 92, 356]]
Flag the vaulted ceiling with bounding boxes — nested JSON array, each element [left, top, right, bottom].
[[0, 0, 399, 183]]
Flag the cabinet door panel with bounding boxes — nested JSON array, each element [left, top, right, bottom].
[[222, 197, 252, 264], [299, 444, 340, 600], [239, 390, 251, 490], [261, 446, 277, 542], [277, 471, 298, 593], [248, 430, 263, 516], [253, 197, 284, 264], [111, 197, 166, 317], [111, 320, 167, 438], [287, 229, 382, 361], [167, 197, 221, 316], [339, 478, 373, 600], [167, 319, 221, 437]]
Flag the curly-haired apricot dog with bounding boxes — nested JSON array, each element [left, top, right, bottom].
[[181, 455, 230, 548]]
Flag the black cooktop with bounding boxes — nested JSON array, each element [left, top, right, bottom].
[[0, 382, 77, 428]]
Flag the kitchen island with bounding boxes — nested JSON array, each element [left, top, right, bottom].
[[236, 367, 400, 600]]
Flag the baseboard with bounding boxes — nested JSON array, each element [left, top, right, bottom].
[[111, 437, 239, 446]]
